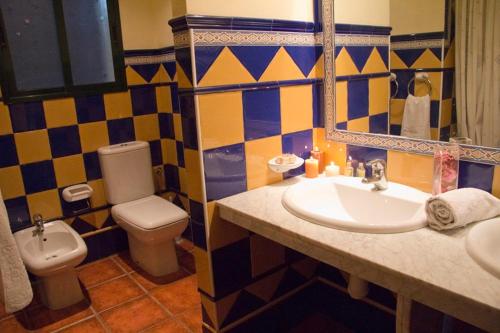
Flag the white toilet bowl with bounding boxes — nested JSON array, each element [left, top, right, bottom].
[[14, 221, 87, 310]]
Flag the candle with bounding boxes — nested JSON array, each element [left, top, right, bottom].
[[305, 157, 319, 178], [310, 146, 325, 173], [325, 162, 340, 177]]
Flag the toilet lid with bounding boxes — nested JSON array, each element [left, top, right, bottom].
[[112, 195, 188, 230]]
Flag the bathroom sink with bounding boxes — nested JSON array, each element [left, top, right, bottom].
[[282, 176, 430, 233], [466, 217, 500, 279]]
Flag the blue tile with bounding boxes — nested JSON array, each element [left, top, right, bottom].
[[171, 84, 180, 113], [163, 62, 176, 81], [21, 160, 56, 194], [430, 101, 440, 128], [129, 64, 160, 83], [203, 143, 247, 201], [369, 113, 388, 134], [440, 126, 450, 142], [0, 135, 19, 167], [394, 71, 413, 99], [75, 95, 106, 123], [376, 46, 389, 68], [131, 86, 157, 116], [284, 46, 323, 77], [442, 71, 454, 99], [222, 291, 266, 328], [458, 161, 494, 192], [229, 46, 280, 81], [334, 46, 343, 59], [83, 152, 101, 181], [393, 49, 426, 68], [4, 196, 31, 232], [69, 216, 97, 234], [282, 129, 313, 178], [164, 164, 180, 192], [347, 79, 369, 120], [107, 118, 135, 144], [345, 46, 374, 72], [176, 141, 185, 168], [430, 48, 442, 61], [195, 46, 225, 83], [243, 88, 281, 141], [48, 125, 81, 158], [180, 95, 198, 150], [313, 83, 324, 128], [9, 102, 46, 132], [336, 122, 347, 130], [159, 113, 175, 139], [390, 124, 402, 136], [149, 140, 163, 166], [175, 47, 193, 85], [192, 219, 207, 250], [189, 199, 204, 224]]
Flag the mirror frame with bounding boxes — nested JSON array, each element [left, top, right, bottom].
[[321, 0, 499, 165]]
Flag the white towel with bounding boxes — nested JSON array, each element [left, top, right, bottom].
[[426, 188, 500, 231], [401, 94, 431, 140], [0, 189, 33, 313]]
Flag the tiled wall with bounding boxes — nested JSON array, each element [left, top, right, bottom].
[[170, 17, 324, 331], [0, 47, 190, 262], [334, 24, 390, 135]]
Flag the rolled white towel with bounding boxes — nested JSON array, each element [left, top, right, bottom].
[[426, 188, 500, 231]]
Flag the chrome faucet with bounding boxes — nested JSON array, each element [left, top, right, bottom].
[[32, 214, 45, 237], [362, 159, 388, 191]]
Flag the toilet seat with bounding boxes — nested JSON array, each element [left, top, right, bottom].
[[112, 195, 188, 230]]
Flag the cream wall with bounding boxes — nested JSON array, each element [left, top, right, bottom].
[[119, 0, 174, 50], [335, 0, 390, 26], [390, 0, 445, 35]]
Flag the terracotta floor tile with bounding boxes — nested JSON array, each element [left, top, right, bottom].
[[58, 317, 106, 333], [113, 252, 137, 273], [142, 318, 191, 333], [26, 299, 92, 333], [150, 275, 200, 315], [176, 305, 203, 333], [100, 296, 167, 333], [88, 276, 145, 312], [77, 258, 125, 288], [131, 268, 190, 291], [0, 315, 31, 333]]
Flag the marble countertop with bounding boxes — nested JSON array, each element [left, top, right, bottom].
[[217, 176, 500, 333]]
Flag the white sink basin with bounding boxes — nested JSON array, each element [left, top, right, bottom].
[[466, 217, 500, 279], [282, 176, 430, 233]]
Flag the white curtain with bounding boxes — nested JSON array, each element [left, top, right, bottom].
[[455, 0, 500, 147]]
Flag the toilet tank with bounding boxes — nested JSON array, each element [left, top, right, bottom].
[[98, 141, 155, 205]]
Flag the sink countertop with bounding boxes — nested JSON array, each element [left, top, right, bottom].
[[217, 176, 500, 333]]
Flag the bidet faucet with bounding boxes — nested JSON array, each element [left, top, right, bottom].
[[361, 159, 388, 191], [32, 214, 45, 237]]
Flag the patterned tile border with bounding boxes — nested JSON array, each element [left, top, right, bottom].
[[322, 0, 500, 165], [335, 34, 389, 47], [391, 39, 444, 50], [174, 30, 191, 49], [124, 52, 175, 65], [192, 30, 322, 46]]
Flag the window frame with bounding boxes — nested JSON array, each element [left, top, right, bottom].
[[0, 0, 126, 104]]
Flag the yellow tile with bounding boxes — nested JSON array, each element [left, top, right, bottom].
[[156, 86, 173, 113], [173, 113, 183, 141], [245, 269, 286, 303], [184, 148, 204, 202], [194, 246, 215, 296], [206, 201, 249, 250], [0, 166, 25, 200], [103, 91, 133, 120], [245, 136, 283, 190], [134, 114, 160, 142], [441, 99, 452, 127], [0, 103, 13, 135], [492, 166, 500, 198], [161, 139, 178, 165], [88, 179, 107, 208], [80, 209, 110, 229], [313, 127, 326, 148], [27, 189, 62, 221], [430, 128, 439, 141], [198, 92, 244, 150], [411, 49, 442, 69], [387, 150, 433, 193], [79, 122, 109, 153], [14, 129, 52, 164], [443, 41, 455, 68], [43, 98, 77, 128], [390, 99, 406, 125], [323, 141, 347, 173], [347, 117, 369, 133], [126, 66, 147, 85], [176, 62, 193, 89], [280, 85, 313, 134], [307, 54, 324, 79], [250, 234, 285, 277], [179, 167, 188, 194], [259, 47, 304, 82], [152, 65, 170, 84], [362, 48, 387, 74], [414, 72, 441, 100], [199, 47, 256, 87], [53, 155, 86, 188], [335, 47, 359, 76], [369, 77, 389, 115], [335, 81, 348, 123], [390, 51, 408, 69]]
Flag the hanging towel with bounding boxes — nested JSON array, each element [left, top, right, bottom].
[[0, 189, 33, 313], [426, 188, 500, 231], [401, 94, 431, 139]]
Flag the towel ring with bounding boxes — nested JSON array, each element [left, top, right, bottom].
[[390, 73, 399, 98], [408, 75, 432, 96]]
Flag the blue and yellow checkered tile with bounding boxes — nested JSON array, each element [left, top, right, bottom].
[[175, 47, 193, 88], [243, 88, 281, 141], [245, 135, 283, 190], [9, 102, 46, 132], [391, 48, 442, 69], [14, 129, 52, 164], [103, 91, 133, 120], [0, 165, 25, 200], [43, 98, 78, 128], [107, 118, 135, 144], [0, 103, 13, 135], [280, 85, 313, 134], [75, 95, 106, 123]]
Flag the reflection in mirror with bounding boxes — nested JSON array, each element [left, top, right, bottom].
[[333, 0, 499, 148]]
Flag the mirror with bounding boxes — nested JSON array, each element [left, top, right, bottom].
[[332, 0, 499, 148]]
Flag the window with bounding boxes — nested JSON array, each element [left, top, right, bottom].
[[0, 0, 126, 103]]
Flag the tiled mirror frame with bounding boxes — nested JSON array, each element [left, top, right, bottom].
[[321, 0, 500, 165]]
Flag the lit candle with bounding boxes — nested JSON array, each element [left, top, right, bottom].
[[310, 146, 325, 173], [305, 157, 319, 178], [325, 162, 340, 177]]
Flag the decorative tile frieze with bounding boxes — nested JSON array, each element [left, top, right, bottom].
[[192, 30, 322, 47]]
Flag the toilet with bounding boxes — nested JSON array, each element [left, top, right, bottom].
[[98, 141, 188, 277]]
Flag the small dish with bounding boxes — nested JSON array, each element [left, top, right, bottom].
[[268, 155, 304, 173]]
